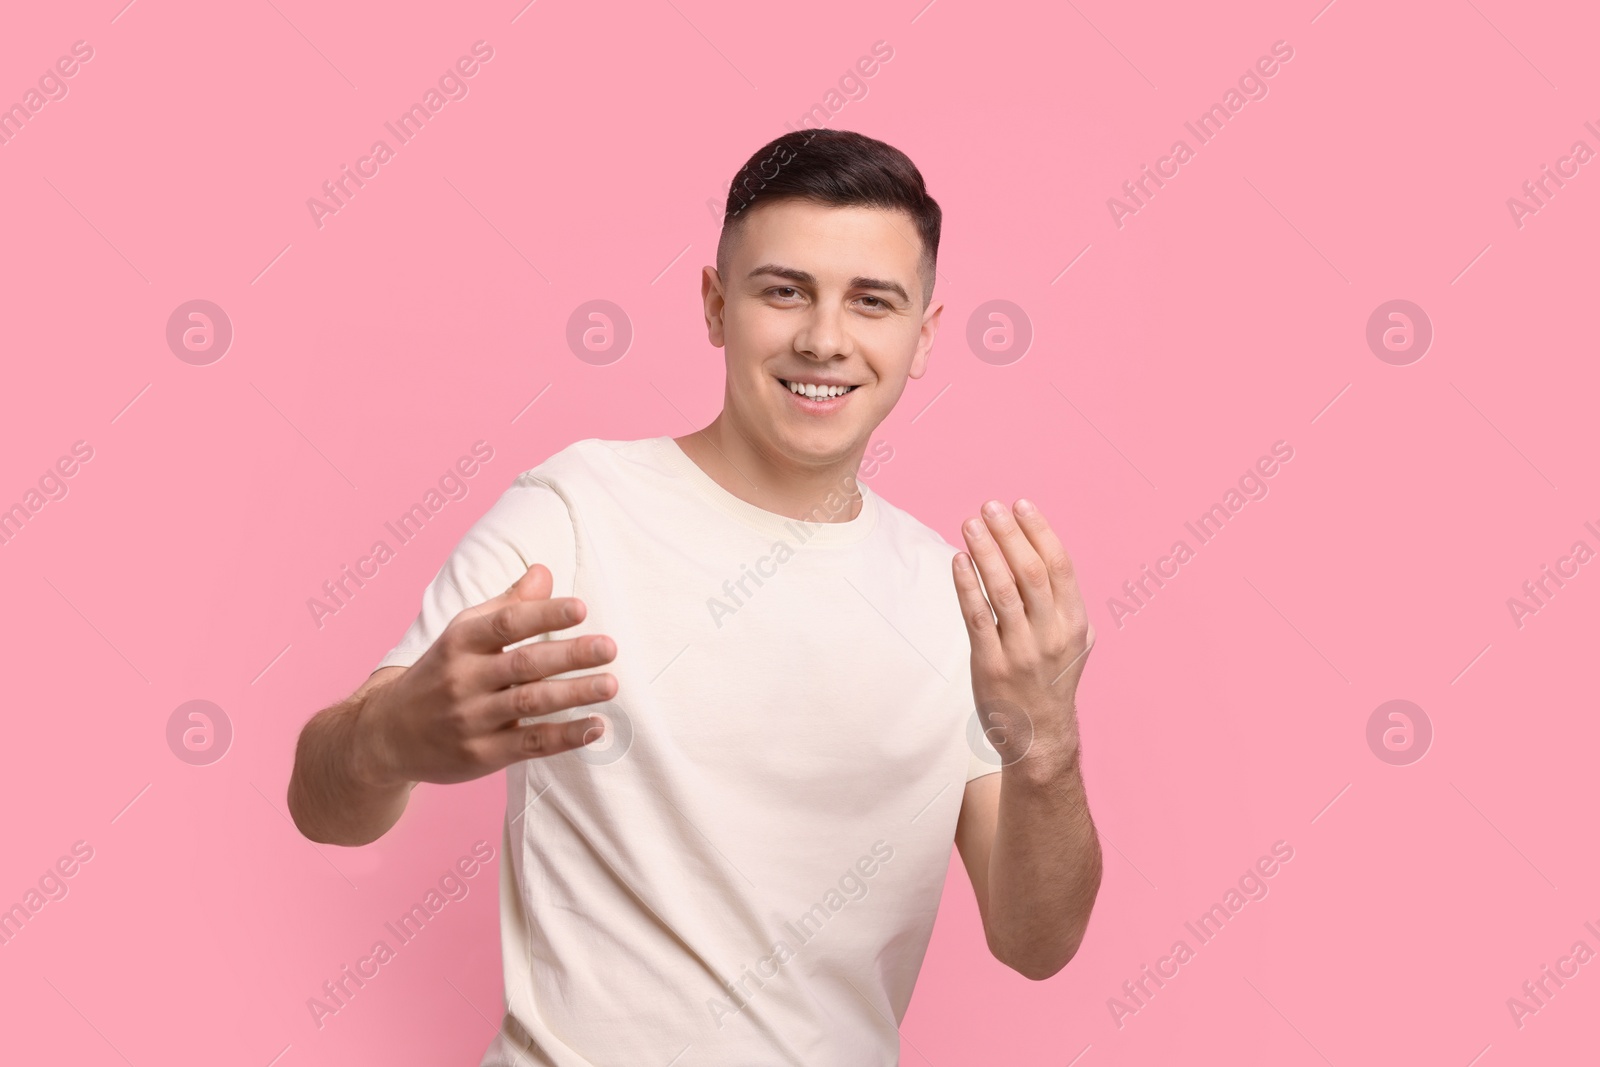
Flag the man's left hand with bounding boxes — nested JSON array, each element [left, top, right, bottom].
[[952, 498, 1094, 776]]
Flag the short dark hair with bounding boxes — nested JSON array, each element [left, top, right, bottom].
[[715, 129, 941, 307]]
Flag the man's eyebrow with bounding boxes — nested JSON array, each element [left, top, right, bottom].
[[747, 263, 910, 304]]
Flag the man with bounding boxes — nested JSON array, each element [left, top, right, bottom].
[[288, 128, 1101, 1065]]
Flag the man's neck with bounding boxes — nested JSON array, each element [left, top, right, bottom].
[[673, 414, 865, 524]]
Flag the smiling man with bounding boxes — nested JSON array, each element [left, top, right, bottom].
[[288, 129, 1102, 1066]]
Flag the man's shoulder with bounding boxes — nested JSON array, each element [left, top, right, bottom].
[[508, 435, 663, 489], [865, 487, 962, 566], [860, 490, 970, 662]]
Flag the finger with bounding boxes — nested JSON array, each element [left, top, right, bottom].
[[491, 633, 617, 690], [452, 590, 588, 655], [448, 563, 555, 639], [479, 562, 554, 614], [480, 671, 618, 729], [486, 714, 608, 768], [428, 563, 550, 644], [962, 506, 1026, 632], [1011, 499, 1085, 622], [951, 551, 1002, 658], [980, 500, 1054, 621]]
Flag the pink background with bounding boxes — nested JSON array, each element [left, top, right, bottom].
[[2, 0, 1596, 1063]]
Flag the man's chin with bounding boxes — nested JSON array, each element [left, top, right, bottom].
[[766, 416, 872, 469]]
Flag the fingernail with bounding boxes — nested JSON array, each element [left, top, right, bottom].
[[1015, 498, 1035, 516], [964, 517, 984, 536], [983, 500, 1005, 517]]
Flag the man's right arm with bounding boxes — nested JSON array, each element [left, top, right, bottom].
[[288, 666, 414, 847], [286, 562, 619, 847]]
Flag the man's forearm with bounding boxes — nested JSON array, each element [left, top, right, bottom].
[[287, 694, 412, 847], [985, 735, 1102, 980]]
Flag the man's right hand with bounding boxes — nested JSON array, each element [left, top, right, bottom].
[[354, 563, 620, 790], [290, 562, 618, 844]]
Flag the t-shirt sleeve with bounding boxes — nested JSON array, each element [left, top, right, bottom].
[[966, 705, 1003, 782], [373, 474, 577, 672], [954, 655, 1003, 782]]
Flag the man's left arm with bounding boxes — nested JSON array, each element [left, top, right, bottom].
[[950, 498, 1103, 981]]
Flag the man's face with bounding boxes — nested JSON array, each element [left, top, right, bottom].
[[703, 198, 942, 468]]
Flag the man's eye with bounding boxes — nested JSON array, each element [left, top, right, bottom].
[[860, 296, 884, 308], [772, 286, 800, 299]]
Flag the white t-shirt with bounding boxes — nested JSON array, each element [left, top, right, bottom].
[[376, 436, 999, 1066]]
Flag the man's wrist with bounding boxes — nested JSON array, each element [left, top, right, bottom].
[[1006, 715, 1082, 789], [346, 689, 407, 793]]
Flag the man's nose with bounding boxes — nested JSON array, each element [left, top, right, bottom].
[[794, 302, 849, 360]]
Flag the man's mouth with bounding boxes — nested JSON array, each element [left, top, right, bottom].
[[778, 378, 860, 400]]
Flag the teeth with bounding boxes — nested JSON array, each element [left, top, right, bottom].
[[785, 380, 854, 398]]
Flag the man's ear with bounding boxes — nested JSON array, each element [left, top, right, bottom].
[[908, 299, 944, 380], [701, 265, 727, 348]]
